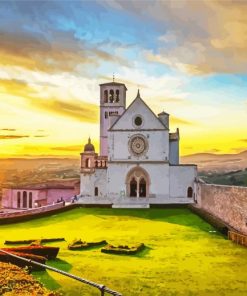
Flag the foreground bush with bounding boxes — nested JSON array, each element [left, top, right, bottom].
[[0, 262, 59, 295], [68, 238, 107, 250], [101, 243, 145, 255]]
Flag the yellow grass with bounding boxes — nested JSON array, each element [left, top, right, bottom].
[[0, 208, 247, 296]]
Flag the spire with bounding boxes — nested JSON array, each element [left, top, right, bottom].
[[113, 73, 115, 82], [88, 137, 91, 144], [136, 89, 141, 98]]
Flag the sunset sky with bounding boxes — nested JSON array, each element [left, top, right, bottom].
[[0, 0, 247, 158]]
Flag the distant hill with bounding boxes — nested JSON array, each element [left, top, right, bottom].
[[199, 169, 247, 187], [0, 157, 80, 171], [181, 150, 247, 172]]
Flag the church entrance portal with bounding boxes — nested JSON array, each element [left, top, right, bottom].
[[126, 167, 150, 198]]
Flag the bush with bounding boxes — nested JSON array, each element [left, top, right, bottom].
[[101, 243, 145, 255], [68, 239, 107, 250]]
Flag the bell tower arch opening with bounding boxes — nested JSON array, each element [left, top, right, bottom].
[[126, 167, 150, 198]]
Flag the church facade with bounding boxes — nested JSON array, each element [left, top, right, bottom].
[[79, 81, 197, 207]]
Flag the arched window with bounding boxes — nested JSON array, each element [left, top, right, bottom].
[[17, 191, 21, 208], [104, 90, 108, 103], [23, 191, 27, 208], [109, 89, 114, 103], [139, 178, 146, 197], [187, 187, 193, 198], [115, 89, 120, 102], [95, 187, 98, 196], [29, 192, 32, 208], [130, 177, 137, 197], [105, 111, 108, 119], [85, 158, 90, 168]]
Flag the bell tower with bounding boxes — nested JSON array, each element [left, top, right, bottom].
[[99, 81, 127, 156]]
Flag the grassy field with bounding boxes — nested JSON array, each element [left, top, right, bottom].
[[0, 208, 247, 296]]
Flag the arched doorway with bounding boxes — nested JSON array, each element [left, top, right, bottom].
[[126, 167, 150, 198]]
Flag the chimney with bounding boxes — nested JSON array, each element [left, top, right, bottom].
[[158, 111, 169, 129]]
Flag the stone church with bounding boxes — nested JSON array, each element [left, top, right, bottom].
[[79, 81, 197, 207]]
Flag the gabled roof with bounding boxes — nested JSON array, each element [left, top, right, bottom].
[[109, 90, 168, 130], [99, 82, 127, 90]]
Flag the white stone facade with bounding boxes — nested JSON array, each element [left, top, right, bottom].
[[79, 81, 197, 207]]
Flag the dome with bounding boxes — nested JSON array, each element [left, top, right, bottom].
[[84, 137, 95, 152]]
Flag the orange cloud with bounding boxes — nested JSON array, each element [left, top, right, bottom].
[[0, 78, 98, 123], [51, 145, 83, 152], [133, 0, 247, 75], [0, 129, 16, 131], [170, 116, 194, 126], [0, 31, 127, 74], [0, 135, 29, 140]]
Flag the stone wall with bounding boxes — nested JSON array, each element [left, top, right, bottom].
[[197, 183, 247, 235]]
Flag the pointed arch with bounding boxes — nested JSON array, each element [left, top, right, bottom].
[[126, 166, 150, 198]]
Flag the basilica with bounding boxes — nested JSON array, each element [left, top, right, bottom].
[[79, 81, 197, 207]]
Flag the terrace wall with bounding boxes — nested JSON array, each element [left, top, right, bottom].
[[197, 183, 247, 235]]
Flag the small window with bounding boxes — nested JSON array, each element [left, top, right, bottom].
[[23, 191, 27, 208], [115, 90, 120, 102], [29, 192, 32, 208], [105, 111, 108, 119], [134, 116, 142, 126], [95, 187, 98, 196], [17, 192, 21, 208], [187, 187, 193, 198]]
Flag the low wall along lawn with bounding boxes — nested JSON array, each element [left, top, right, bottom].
[[198, 183, 247, 235]]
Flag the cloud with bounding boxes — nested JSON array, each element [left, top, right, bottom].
[[0, 135, 29, 140], [28, 97, 98, 123], [170, 116, 194, 126], [156, 97, 187, 104], [240, 139, 247, 142], [0, 128, 16, 131], [51, 145, 82, 151], [33, 135, 48, 138], [110, 0, 247, 75], [0, 78, 98, 123], [0, 30, 127, 74]]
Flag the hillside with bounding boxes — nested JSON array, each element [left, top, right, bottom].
[[181, 150, 247, 172]]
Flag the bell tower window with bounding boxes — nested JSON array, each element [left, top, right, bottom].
[[85, 158, 90, 168], [109, 89, 114, 103], [115, 89, 120, 102], [104, 90, 108, 103]]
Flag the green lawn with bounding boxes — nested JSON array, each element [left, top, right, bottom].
[[0, 208, 247, 296]]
